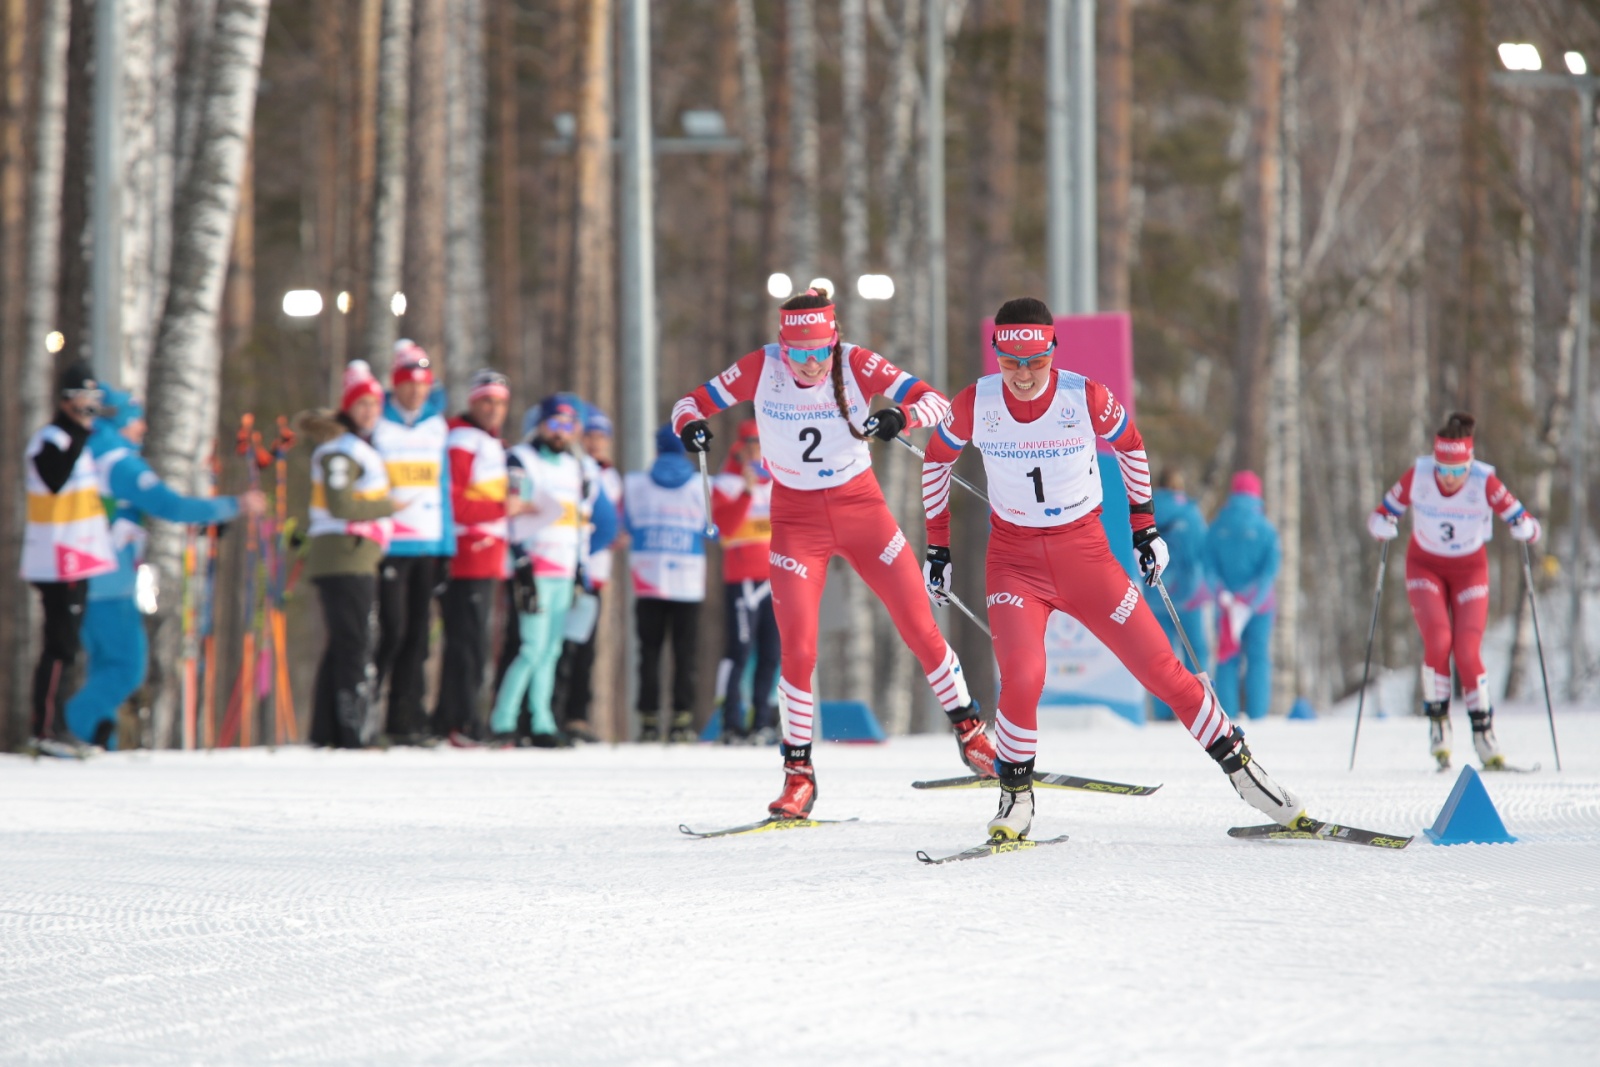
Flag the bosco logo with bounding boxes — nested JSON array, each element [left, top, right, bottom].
[[878, 530, 907, 565], [986, 592, 1025, 608], [1109, 582, 1139, 625], [769, 552, 809, 580]]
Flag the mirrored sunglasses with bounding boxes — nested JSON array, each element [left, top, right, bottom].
[[994, 343, 1055, 371], [784, 345, 832, 365], [545, 415, 579, 431], [1436, 462, 1470, 478]]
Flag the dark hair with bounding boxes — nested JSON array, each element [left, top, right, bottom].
[[1438, 411, 1476, 439], [994, 297, 1053, 327], [780, 287, 868, 441]]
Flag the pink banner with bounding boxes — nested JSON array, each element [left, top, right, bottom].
[[980, 312, 1135, 421]]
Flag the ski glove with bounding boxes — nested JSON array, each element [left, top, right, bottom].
[[866, 406, 907, 442], [1132, 526, 1169, 587], [512, 559, 539, 615], [1509, 513, 1542, 544], [1367, 509, 1399, 541], [679, 420, 713, 453], [923, 545, 953, 607]]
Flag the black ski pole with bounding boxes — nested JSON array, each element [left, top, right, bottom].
[[1521, 540, 1562, 772], [1349, 539, 1390, 771], [883, 430, 988, 503]]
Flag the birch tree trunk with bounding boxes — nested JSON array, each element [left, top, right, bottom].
[[489, 0, 522, 393], [364, 0, 412, 373], [401, 0, 445, 368], [348, 0, 382, 385], [119, 0, 158, 394], [141, 0, 270, 749], [1097, 0, 1133, 312], [0, 0, 25, 751], [1233, 0, 1283, 476], [444, 0, 488, 408], [786, 0, 819, 287], [315, 0, 350, 399], [571, 0, 613, 408]]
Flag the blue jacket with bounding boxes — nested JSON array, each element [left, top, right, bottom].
[[379, 386, 456, 558], [1153, 487, 1210, 609], [87, 422, 239, 601], [1204, 492, 1280, 612]]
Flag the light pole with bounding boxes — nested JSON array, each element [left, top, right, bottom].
[[1494, 45, 1596, 699], [1046, 0, 1097, 315]]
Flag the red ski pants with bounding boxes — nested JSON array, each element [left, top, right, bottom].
[[985, 518, 1227, 752], [1405, 543, 1490, 700], [768, 473, 951, 700]]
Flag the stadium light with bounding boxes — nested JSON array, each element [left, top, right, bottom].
[[1567, 51, 1588, 76], [1498, 42, 1543, 71], [336, 291, 351, 314], [45, 330, 64, 354], [390, 291, 407, 317], [857, 274, 895, 301], [767, 273, 793, 299], [282, 290, 323, 318]]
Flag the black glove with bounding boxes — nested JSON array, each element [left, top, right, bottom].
[[433, 556, 451, 598], [1131, 525, 1170, 588], [922, 545, 952, 607], [679, 420, 713, 453], [867, 406, 907, 441], [512, 559, 539, 615]]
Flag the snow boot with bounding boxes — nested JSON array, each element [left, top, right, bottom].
[[946, 701, 998, 778], [637, 712, 660, 743], [987, 758, 1035, 841], [1425, 700, 1452, 770], [1470, 709, 1506, 770], [667, 711, 695, 744], [1207, 726, 1307, 828], [768, 743, 817, 819]]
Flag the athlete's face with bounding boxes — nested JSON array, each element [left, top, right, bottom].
[[1435, 464, 1469, 495], [1000, 353, 1053, 400], [784, 350, 833, 386]]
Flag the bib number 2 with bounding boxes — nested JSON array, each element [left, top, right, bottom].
[[799, 427, 823, 463]]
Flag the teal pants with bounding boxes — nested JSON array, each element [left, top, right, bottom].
[[491, 576, 575, 736]]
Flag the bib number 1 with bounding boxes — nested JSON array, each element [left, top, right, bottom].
[[1026, 466, 1045, 503]]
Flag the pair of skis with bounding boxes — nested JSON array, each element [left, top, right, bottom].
[[680, 767, 1416, 862]]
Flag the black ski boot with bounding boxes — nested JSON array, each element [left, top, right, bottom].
[[987, 758, 1035, 841], [1469, 709, 1506, 770], [1425, 700, 1452, 770]]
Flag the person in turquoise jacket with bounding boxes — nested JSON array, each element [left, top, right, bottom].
[[1151, 470, 1210, 721], [65, 390, 263, 748], [1204, 470, 1280, 720]]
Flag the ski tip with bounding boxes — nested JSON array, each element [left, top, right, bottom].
[[914, 850, 935, 864], [677, 824, 698, 836]]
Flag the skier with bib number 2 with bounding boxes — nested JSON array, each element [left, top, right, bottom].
[[1367, 412, 1540, 771], [671, 287, 996, 821], [920, 297, 1307, 842]]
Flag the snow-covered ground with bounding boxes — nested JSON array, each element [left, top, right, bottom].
[[3, 706, 1598, 1066]]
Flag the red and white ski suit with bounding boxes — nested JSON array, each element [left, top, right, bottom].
[[673, 344, 970, 747], [1378, 459, 1528, 710], [923, 369, 1232, 763]]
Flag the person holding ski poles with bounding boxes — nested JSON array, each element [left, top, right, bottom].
[[671, 286, 995, 820], [1367, 411, 1541, 770], [65, 389, 263, 750], [920, 297, 1306, 841]]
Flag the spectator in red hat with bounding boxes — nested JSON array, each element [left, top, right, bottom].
[[1205, 469, 1279, 720]]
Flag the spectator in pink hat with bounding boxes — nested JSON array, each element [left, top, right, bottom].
[[1204, 470, 1280, 719]]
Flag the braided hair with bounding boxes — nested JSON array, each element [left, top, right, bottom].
[[780, 287, 869, 441]]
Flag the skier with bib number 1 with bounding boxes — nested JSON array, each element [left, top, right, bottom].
[[671, 287, 996, 822], [920, 297, 1309, 842]]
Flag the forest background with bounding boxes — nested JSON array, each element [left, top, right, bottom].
[[2, 0, 1598, 751]]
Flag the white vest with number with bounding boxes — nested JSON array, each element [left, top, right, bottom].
[[21, 425, 116, 582], [372, 412, 448, 547], [623, 472, 706, 602], [970, 371, 1101, 528], [753, 344, 873, 491], [507, 443, 584, 579], [1409, 457, 1495, 558], [309, 432, 394, 550]]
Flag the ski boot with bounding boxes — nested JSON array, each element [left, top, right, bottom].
[[667, 711, 695, 744], [1207, 726, 1306, 828], [1470, 709, 1506, 770], [987, 758, 1036, 841], [637, 712, 661, 743], [768, 743, 817, 819], [947, 701, 999, 778], [1425, 700, 1452, 771]]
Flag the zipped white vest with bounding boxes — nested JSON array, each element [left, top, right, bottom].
[[1409, 457, 1495, 558], [623, 471, 707, 602], [372, 412, 449, 547], [21, 425, 116, 582], [753, 343, 873, 491], [970, 371, 1102, 528], [309, 432, 394, 550], [507, 443, 584, 579], [447, 423, 509, 545]]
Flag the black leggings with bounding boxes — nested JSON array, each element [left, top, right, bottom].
[[720, 581, 780, 734], [635, 598, 700, 714], [31, 580, 88, 740], [311, 574, 378, 748], [375, 556, 439, 737]]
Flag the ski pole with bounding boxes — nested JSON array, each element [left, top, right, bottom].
[[1520, 540, 1562, 772], [1152, 574, 1205, 677], [877, 429, 988, 504], [943, 588, 991, 638], [695, 446, 719, 539], [1348, 539, 1390, 771]]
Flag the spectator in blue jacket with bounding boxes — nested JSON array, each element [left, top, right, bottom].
[[65, 390, 264, 748], [1205, 470, 1280, 720], [1151, 470, 1210, 721]]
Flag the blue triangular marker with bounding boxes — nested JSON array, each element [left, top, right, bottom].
[[1288, 698, 1317, 720], [1424, 766, 1517, 845]]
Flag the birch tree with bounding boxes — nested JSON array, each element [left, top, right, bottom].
[[489, 0, 522, 395], [120, 0, 159, 394], [443, 0, 488, 408], [141, 0, 271, 748], [571, 0, 614, 411], [786, 0, 819, 287], [1098, 0, 1133, 312], [403, 0, 446, 367], [364, 0, 412, 373]]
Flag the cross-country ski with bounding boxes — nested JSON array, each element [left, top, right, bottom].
[[678, 816, 859, 839], [916, 833, 1072, 865], [911, 770, 1162, 795]]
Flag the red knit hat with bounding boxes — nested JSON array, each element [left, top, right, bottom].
[[1231, 470, 1262, 498], [341, 360, 384, 411], [392, 343, 434, 387]]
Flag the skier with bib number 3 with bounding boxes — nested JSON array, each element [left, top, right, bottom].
[[1367, 412, 1540, 771], [920, 297, 1308, 842], [672, 287, 996, 821]]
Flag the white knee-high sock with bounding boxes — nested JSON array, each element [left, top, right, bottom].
[[994, 709, 1037, 764], [925, 644, 972, 712], [778, 677, 814, 746]]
